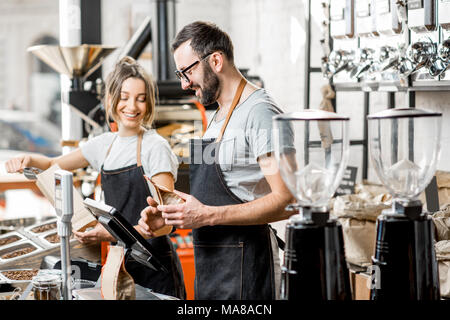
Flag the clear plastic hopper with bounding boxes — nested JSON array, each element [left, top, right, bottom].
[[273, 109, 350, 210], [367, 108, 442, 203]]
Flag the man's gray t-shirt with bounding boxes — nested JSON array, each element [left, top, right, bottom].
[[80, 129, 178, 181], [202, 88, 283, 202]]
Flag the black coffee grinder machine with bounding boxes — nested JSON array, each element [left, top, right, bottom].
[[367, 108, 442, 300], [273, 110, 352, 300]]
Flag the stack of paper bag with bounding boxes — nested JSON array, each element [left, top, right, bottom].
[[332, 184, 391, 267], [35, 164, 96, 232]]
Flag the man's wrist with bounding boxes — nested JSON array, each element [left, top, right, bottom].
[[206, 205, 221, 226]]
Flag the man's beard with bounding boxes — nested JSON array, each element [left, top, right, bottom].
[[198, 63, 220, 106]]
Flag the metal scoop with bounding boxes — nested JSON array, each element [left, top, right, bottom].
[[23, 167, 43, 180]]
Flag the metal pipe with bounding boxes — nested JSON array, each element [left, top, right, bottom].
[[157, 0, 169, 80], [59, 0, 82, 154], [118, 16, 152, 60], [156, 0, 176, 81]]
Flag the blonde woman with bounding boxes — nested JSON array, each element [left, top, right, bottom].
[[5, 56, 185, 299]]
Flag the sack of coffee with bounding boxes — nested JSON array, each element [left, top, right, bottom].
[[144, 176, 185, 237], [435, 240, 450, 298], [333, 193, 390, 267], [101, 245, 135, 300], [432, 204, 450, 241]]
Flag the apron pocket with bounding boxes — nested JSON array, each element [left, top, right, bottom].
[[194, 241, 243, 300]]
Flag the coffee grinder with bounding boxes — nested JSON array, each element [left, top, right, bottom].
[[27, 44, 117, 136], [367, 108, 442, 300], [273, 109, 351, 300]]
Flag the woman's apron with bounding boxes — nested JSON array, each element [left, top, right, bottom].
[[101, 130, 185, 299], [189, 78, 277, 300]]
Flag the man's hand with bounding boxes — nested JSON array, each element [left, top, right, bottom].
[[158, 190, 213, 229], [138, 196, 167, 238], [73, 222, 115, 244]]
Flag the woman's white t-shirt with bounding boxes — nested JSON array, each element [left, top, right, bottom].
[[80, 129, 178, 181]]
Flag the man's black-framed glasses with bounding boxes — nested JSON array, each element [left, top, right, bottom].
[[174, 53, 212, 83]]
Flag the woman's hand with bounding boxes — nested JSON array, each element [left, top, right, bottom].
[[5, 155, 32, 173], [73, 222, 116, 245], [138, 196, 167, 238]]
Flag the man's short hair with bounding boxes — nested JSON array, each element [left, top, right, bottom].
[[171, 21, 234, 63]]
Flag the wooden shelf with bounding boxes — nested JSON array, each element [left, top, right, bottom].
[[0, 174, 39, 193]]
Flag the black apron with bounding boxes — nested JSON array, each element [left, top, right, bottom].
[[189, 79, 277, 300], [101, 130, 186, 299]]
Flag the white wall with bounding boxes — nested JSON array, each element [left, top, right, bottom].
[[0, 0, 59, 110]]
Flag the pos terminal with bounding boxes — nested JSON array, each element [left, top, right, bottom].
[[83, 198, 167, 273]]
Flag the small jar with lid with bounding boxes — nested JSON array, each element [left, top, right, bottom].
[[31, 274, 62, 300]]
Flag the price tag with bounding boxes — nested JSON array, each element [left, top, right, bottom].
[[334, 166, 358, 196]]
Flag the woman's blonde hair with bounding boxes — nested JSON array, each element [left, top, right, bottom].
[[104, 56, 157, 129]]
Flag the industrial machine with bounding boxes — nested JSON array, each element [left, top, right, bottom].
[[324, 0, 450, 90], [373, 0, 410, 91], [407, 0, 441, 83], [27, 44, 116, 138], [327, 0, 359, 86], [353, 0, 379, 90], [274, 109, 352, 300], [367, 108, 442, 300], [437, 0, 450, 81]]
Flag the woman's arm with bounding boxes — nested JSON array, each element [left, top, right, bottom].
[[5, 149, 89, 173], [151, 172, 175, 191]]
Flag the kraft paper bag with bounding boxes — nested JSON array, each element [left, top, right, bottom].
[[418, 171, 450, 209], [35, 164, 96, 232], [436, 171, 450, 208], [101, 245, 135, 300], [144, 176, 185, 237], [333, 194, 390, 222], [435, 240, 450, 298], [333, 192, 391, 267], [432, 204, 450, 241], [339, 218, 376, 267]]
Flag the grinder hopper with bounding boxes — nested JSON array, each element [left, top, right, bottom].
[[27, 44, 117, 131], [27, 44, 117, 81]]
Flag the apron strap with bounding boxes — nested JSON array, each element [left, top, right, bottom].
[[136, 130, 144, 167], [215, 78, 247, 143], [269, 225, 285, 251], [103, 129, 145, 166], [104, 134, 118, 163]]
